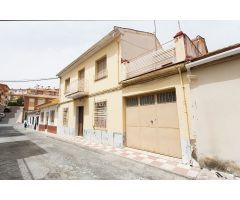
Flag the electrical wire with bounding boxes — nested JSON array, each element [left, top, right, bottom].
[[0, 77, 58, 83]]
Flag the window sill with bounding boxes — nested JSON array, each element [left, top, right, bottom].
[[94, 75, 107, 82], [94, 127, 107, 131]]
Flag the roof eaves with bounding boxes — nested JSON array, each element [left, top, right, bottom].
[[56, 28, 121, 77]]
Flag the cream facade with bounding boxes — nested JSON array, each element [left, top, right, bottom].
[[57, 27, 207, 164], [186, 46, 240, 174], [57, 27, 159, 147]]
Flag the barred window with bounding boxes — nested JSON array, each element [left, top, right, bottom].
[[126, 97, 138, 107], [94, 101, 107, 128], [63, 108, 69, 126], [140, 94, 155, 105], [40, 112, 44, 123], [50, 110, 55, 123], [157, 90, 176, 103]]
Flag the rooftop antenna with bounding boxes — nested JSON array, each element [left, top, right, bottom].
[[153, 20, 158, 50], [177, 20, 182, 32]]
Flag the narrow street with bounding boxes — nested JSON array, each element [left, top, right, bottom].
[[0, 125, 187, 180]]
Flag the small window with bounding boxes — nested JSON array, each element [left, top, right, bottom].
[[50, 110, 55, 123], [40, 112, 44, 123], [94, 101, 107, 129], [140, 95, 155, 105], [78, 69, 85, 81], [63, 108, 69, 126], [95, 56, 107, 81], [46, 112, 49, 124], [126, 97, 138, 107], [157, 90, 176, 103], [65, 78, 70, 93]]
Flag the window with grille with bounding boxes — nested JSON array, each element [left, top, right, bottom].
[[94, 101, 107, 128], [63, 108, 69, 126], [50, 110, 55, 123], [140, 94, 155, 105], [126, 97, 138, 107], [40, 112, 44, 123], [95, 56, 107, 81], [157, 90, 176, 103]]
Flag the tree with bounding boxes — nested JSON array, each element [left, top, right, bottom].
[[16, 96, 24, 106]]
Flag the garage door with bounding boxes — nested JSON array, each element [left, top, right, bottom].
[[126, 89, 182, 158]]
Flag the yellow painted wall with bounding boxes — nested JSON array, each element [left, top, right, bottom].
[[59, 39, 121, 104], [122, 72, 193, 163]]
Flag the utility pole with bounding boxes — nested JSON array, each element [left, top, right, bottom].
[[178, 20, 182, 32], [153, 20, 158, 50]]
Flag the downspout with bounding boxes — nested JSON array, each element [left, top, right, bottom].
[[117, 39, 120, 84], [176, 65, 192, 165]]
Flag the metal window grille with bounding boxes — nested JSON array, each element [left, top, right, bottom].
[[94, 101, 107, 128], [157, 90, 176, 103], [140, 94, 155, 105], [126, 97, 138, 107], [63, 108, 69, 126]]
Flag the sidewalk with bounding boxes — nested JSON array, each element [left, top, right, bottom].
[[15, 125, 238, 180]]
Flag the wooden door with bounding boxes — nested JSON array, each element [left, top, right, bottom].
[[78, 107, 84, 136]]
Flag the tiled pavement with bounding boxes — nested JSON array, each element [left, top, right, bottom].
[[15, 126, 240, 180], [39, 132, 201, 179]]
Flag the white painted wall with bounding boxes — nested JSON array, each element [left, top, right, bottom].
[[189, 57, 240, 164]]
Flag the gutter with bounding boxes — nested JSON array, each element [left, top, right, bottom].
[[186, 47, 240, 70], [56, 30, 121, 77]]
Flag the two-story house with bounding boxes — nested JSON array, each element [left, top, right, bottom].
[[57, 27, 208, 164]]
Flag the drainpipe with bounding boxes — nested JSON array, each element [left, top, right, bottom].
[[176, 65, 192, 165]]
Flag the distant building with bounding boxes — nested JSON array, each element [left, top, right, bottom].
[[21, 86, 59, 122], [36, 99, 59, 134], [0, 83, 10, 111], [9, 89, 27, 103]]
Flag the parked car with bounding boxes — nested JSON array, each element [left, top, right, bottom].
[[0, 116, 2, 122], [4, 107, 11, 113], [0, 113, 6, 118]]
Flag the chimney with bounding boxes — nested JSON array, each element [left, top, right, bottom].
[[173, 31, 186, 62], [191, 35, 208, 55]]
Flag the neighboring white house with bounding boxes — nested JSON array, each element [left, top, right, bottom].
[[186, 44, 240, 175], [37, 99, 59, 134]]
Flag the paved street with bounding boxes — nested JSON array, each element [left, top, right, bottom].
[[0, 125, 187, 180]]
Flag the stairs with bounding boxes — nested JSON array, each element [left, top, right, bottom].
[[0, 106, 23, 126]]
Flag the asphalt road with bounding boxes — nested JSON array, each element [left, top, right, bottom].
[[0, 125, 187, 180]]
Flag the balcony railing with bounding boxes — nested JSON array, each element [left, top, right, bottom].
[[121, 40, 176, 80], [95, 69, 108, 81], [65, 79, 89, 99]]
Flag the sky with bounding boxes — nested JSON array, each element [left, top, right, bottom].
[[0, 20, 239, 89]]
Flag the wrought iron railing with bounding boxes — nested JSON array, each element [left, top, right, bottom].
[[121, 40, 176, 80], [65, 79, 88, 95]]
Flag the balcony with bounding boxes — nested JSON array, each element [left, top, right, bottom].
[[121, 40, 176, 80], [95, 68, 108, 81], [65, 79, 89, 99]]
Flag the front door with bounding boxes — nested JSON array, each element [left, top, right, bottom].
[[78, 106, 84, 136]]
